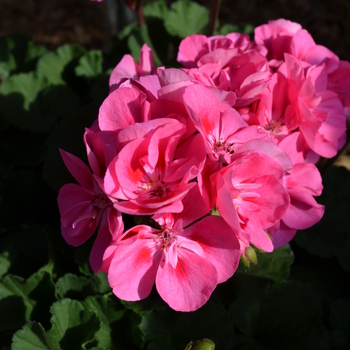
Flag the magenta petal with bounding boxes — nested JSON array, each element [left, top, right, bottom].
[[243, 222, 274, 252], [139, 43, 155, 75], [213, 172, 240, 233], [237, 139, 293, 172], [177, 34, 209, 68], [89, 211, 111, 273], [60, 149, 94, 190], [184, 215, 240, 283], [282, 190, 325, 229], [84, 129, 117, 178], [107, 229, 162, 301], [178, 184, 211, 228], [156, 248, 218, 311], [109, 54, 139, 87], [183, 84, 221, 137], [99, 87, 149, 132], [269, 220, 297, 249]]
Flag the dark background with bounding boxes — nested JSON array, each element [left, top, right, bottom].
[[1, 0, 349, 61]]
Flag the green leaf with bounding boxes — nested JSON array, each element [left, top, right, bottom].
[[215, 24, 254, 36], [25, 41, 48, 70], [0, 36, 18, 79], [143, 1, 169, 20], [0, 72, 78, 132], [329, 299, 350, 349], [121, 286, 168, 314], [46, 299, 100, 350], [0, 271, 57, 331], [12, 322, 53, 350], [229, 281, 329, 349], [141, 301, 234, 350], [82, 295, 125, 349], [0, 251, 11, 278], [237, 244, 294, 283], [37, 44, 86, 85], [89, 271, 111, 295], [0, 35, 47, 79], [164, 0, 209, 38], [75, 50, 103, 78], [56, 274, 95, 300], [0, 73, 53, 133]]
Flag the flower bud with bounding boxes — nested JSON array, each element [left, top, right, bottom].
[[185, 339, 215, 350], [240, 246, 258, 267], [245, 246, 258, 265]]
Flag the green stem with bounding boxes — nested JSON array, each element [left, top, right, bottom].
[[208, 0, 221, 36], [135, 0, 145, 27]]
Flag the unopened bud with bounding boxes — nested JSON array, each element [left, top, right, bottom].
[[185, 339, 215, 350], [240, 253, 251, 267], [245, 246, 258, 265]]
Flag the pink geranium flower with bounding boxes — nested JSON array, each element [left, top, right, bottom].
[[104, 118, 206, 215], [255, 18, 350, 117], [211, 145, 290, 253], [102, 186, 240, 311], [268, 162, 325, 248], [249, 54, 347, 159], [268, 137, 325, 248], [109, 43, 156, 88], [177, 33, 270, 107], [57, 150, 123, 272]]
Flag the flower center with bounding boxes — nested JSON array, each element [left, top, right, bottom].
[[72, 194, 109, 229], [157, 229, 177, 250], [208, 135, 236, 157], [138, 176, 170, 198], [91, 194, 109, 211], [265, 120, 282, 134]]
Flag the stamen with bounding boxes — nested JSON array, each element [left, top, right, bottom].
[[72, 211, 97, 228]]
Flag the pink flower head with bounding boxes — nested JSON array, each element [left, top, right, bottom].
[[255, 18, 350, 118], [251, 54, 347, 159], [102, 185, 240, 311], [211, 144, 290, 253], [268, 138, 325, 248], [104, 118, 206, 215], [57, 150, 123, 272], [177, 33, 253, 68], [109, 44, 156, 88], [98, 86, 151, 133], [177, 34, 270, 107]]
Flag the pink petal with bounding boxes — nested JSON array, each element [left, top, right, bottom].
[[269, 220, 297, 248], [177, 34, 209, 68], [139, 43, 155, 75], [282, 190, 324, 229], [183, 84, 221, 138], [108, 226, 162, 301], [156, 248, 218, 311], [89, 211, 112, 273], [98, 87, 150, 132], [184, 215, 240, 283], [109, 54, 139, 87], [60, 149, 94, 190]]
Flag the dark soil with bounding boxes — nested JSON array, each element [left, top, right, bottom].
[[1, 0, 350, 61]]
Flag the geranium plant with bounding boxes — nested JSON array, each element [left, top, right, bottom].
[[1, 1, 350, 349]]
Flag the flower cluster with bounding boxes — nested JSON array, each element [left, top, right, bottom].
[[58, 19, 349, 311]]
